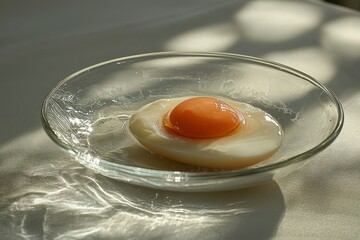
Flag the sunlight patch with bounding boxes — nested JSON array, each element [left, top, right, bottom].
[[262, 47, 336, 84], [235, 0, 322, 43], [321, 16, 360, 59], [165, 23, 239, 52]]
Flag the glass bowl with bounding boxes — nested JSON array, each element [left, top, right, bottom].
[[41, 52, 344, 192]]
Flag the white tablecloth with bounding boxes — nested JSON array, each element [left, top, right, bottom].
[[1, 1, 359, 239]]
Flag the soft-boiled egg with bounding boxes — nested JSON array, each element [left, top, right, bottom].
[[128, 96, 283, 169]]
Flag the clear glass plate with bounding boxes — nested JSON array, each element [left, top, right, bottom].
[[41, 52, 344, 191]]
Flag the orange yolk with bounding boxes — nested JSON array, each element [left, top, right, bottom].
[[163, 97, 240, 139]]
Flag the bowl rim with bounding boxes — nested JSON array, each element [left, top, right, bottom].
[[41, 51, 344, 180]]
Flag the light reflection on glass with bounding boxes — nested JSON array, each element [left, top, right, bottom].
[[0, 128, 285, 239]]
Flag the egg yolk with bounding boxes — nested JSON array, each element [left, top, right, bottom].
[[163, 97, 240, 139]]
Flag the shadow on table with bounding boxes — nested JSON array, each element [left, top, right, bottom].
[[0, 128, 284, 240]]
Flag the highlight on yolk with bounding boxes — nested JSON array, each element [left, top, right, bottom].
[[163, 97, 240, 139]]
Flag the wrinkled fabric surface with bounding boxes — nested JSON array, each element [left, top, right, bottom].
[[1, 0, 360, 239]]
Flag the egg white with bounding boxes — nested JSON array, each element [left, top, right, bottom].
[[128, 97, 283, 169]]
